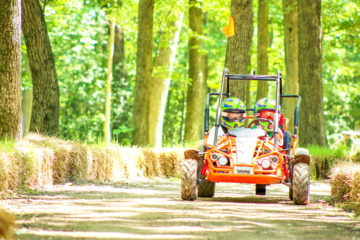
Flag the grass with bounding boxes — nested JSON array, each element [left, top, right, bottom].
[[307, 145, 351, 180], [0, 138, 16, 154]]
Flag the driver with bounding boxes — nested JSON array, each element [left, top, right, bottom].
[[206, 98, 246, 145], [253, 98, 283, 145]]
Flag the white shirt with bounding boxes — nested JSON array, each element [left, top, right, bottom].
[[206, 126, 226, 145]]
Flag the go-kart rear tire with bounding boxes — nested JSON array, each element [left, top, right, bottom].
[[293, 163, 310, 205], [198, 180, 215, 197], [181, 159, 198, 200], [256, 184, 266, 195]]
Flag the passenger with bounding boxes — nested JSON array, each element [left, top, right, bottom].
[[206, 98, 246, 145], [253, 98, 283, 146]]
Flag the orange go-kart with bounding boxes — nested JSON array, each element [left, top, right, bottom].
[[181, 69, 311, 205]]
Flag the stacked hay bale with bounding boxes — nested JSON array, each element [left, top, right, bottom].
[[0, 134, 186, 193], [0, 209, 15, 239], [330, 163, 360, 215]]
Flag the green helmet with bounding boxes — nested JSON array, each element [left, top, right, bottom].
[[254, 98, 279, 132], [256, 119, 274, 132], [220, 98, 246, 129], [254, 98, 280, 113], [221, 98, 246, 113]]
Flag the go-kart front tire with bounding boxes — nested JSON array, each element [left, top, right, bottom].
[[181, 159, 198, 200], [293, 163, 310, 205]]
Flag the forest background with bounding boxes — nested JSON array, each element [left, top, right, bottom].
[[3, 0, 360, 149]]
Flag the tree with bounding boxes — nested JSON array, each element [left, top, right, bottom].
[[282, 0, 298, 133], [256, 0, 269, 100], [149, 3, 184, 148], [298, 0, 327, 146], [111, 24, 128, 141], [0, 0, 22, 140], [184, 0, 205, 144], [104, 17, 115, 145], [132, 0, 154, 146], [22, 0, 60, 136], [225, 0, 253, 101]]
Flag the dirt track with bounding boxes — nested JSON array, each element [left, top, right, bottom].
[[4, 179, 360, 240]]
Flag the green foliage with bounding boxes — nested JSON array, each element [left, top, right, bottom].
[[0, 138, 15, 154], [322, 0, 360, 136], [308, 145, 350, 158], [308, 144, 351, 180], [19, 0, 360, 146]]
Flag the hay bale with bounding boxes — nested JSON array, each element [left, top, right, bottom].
[[67, 143, 90, 182], [158, 148, 183, 178], [0, 153, 9, 192], [52, 144, 72, 183], [141, 149, 162, 177], [15, 142, 53, 189], [2, 154, 19, 192], [0, 209, 15, 240], [90, 147, 113, 182], [120, 147, 145, 179], [330, 164, 353, 202], [349, 171, 360, 203]]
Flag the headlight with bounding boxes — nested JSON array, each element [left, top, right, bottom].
[[218, 156, 229, 166], [261, 159, 271, 169], [210, 153, 219, 161], [271, 155, 279, 163]]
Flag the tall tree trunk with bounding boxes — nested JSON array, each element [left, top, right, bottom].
[[111, 25, 129, 140], [298, 0, 327, 146], [225, 0, 253, 101], [22, 89, 33, 136], [201, 12, 209, 136], [0, 0, 22, 140], [132, 0, 154, 146], [113, 25, 126, 81], [22, 57, 33, 136], [256, 0, 269, 100], [282, 0, 299, 133], [149, 11, 183, 148], [104, 18, 115, 145], [22, 0, 60, 136], [184, 0, 205, 144]]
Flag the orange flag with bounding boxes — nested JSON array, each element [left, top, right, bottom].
[[222, 16, 235, 38]]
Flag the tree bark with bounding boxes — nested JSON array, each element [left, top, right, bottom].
[[282, 0, 299, 133], [22, 0, 60, 136], [113, 25, 126, 80], [104, 18, 115, 145], [298, 0, 327, 146], [22, 89, 33, 136], [201, 12, 209, 136], [0, 0, 22, 140], [111, 24, 129, 140], [184, 0, 205, 144], [149, 10, 183, 148], [132, 0, 154, 146], [225, 0, 253, 101], [256, 0, 269, 100]]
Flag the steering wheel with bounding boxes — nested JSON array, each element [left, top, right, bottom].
[[247, 118, 273, 128], [247, 118, 275, 139]]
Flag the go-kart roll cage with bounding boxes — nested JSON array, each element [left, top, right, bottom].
[[205, 68, 301, 150]]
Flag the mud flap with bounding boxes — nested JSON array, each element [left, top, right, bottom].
[[184, 149, 204, 185], [292, 148, 310, 165]]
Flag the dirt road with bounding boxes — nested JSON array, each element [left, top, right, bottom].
[[4, 179, 360, 240]]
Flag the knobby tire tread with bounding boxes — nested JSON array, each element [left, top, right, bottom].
[[293, 163, 310, 205], [181, 159, 198, 200]]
